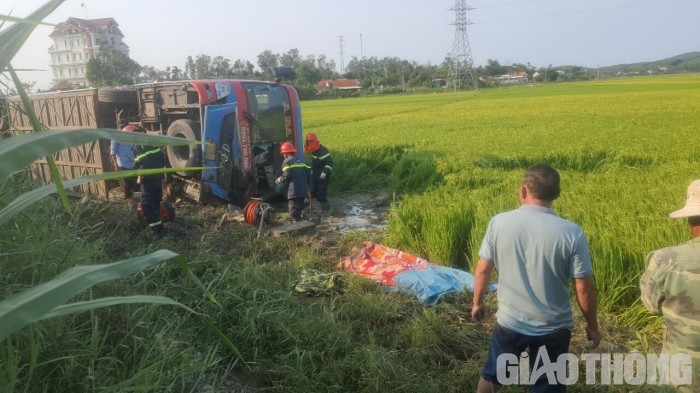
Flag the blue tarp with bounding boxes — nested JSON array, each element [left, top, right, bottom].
[[393, 264, 498, 306]]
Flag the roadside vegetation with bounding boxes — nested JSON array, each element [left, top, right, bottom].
[[4, 4, 700, 391], [4, 74, 699, 391]]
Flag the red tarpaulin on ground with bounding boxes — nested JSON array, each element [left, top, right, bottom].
[[336, 242, 429, 286]]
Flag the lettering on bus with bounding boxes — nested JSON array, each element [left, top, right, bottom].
[[283, 100, 292, 137], [285, 116, 293, 137], [239, 120, 252, 173]]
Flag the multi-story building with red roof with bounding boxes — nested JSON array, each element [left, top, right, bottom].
[[48, 17, 130, 87]]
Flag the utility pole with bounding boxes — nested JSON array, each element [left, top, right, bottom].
[[360, 34, 364, 59], [338, 35, 345, 75], [446, 0, 477, 91]]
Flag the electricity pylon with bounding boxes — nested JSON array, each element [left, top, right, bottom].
[[446, 0, 478, 91]]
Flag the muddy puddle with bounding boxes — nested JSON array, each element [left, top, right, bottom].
[[309, 192, 389, 234], [110, 186, 390, 235]]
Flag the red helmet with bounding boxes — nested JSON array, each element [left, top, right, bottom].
[[306, 132, 318, 142], [122, 125, 138, 132], [280, 142, 297, 154], [304, 132, 320, 153]]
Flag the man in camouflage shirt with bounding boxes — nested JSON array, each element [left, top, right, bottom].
[[641, 179, 700, 392]]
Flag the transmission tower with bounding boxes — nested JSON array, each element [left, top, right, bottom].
[[446, 0, 477, 91]]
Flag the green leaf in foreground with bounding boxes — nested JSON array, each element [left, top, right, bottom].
[[0, 250, 244, 362], [41, 295, 200, 319], [0, 166, 209, 226], [8, 64, 73, 215], [0, 249, 179, 341], [0, 0, 64, 73], [0, 129, 199, 181]]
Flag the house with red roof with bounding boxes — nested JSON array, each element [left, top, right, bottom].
[[316, 78, 362, 92], [497, 71, 528, 85]]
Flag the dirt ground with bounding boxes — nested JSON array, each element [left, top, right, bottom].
[[109, 187, 390, 237]]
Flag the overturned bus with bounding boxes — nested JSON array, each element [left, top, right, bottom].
[[3, 79, 304, 206]]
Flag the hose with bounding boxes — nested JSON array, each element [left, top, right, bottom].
[[244, 199, 261, 225]]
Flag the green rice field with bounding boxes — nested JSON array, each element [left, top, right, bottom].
[[305, 75, 700, 328]]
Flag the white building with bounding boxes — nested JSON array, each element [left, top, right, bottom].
[[48, 17, 129, 87]]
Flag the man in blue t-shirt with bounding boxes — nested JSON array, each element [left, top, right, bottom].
[[110, 120, 138, 210], [472, 164, 601, 393]]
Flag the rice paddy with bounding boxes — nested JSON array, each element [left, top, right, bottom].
[[305, 74, 700, 327]]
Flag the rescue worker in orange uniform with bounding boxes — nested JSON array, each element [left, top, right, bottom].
[[275, 142, 310, 221], [303, 132, 333, 206]]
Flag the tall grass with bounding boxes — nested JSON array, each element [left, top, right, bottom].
[[1, 3, 242, 391], [330, 144, 409, 193], [386, 190, 476, 269]]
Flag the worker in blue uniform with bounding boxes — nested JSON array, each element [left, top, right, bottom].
[[303, 132, 333, 207], [276, 142, 310, 221], [133, 129, 167, 238]]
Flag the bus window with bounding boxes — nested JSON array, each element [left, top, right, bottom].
[[242, 82, 291, 143]]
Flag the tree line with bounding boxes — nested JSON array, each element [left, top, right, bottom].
[[83, 45, 599, 96], [61, 44, 661, 98]]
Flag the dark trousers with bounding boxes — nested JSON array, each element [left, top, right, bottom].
[[482, 324, 572, 392], [118, 168, 138, 198], [288, 197, 305, 221], [311, 172, 330, 203], [140, 176, 163, 231]]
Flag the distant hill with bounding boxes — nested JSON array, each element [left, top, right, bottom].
[[598, 51, 700, 75]]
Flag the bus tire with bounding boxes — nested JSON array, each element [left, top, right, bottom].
[[97, 88, 138, 104], [166, 119, 201, 177]]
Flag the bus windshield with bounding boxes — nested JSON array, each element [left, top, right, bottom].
[[242, 82, 293, 143]]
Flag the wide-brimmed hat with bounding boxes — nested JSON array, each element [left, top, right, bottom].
[[670, 180, 700, 218]]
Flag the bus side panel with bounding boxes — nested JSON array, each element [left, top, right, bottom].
[[5, 90, 114, 199], [231, 83, 253, 177], [286, 86, 304, 162]]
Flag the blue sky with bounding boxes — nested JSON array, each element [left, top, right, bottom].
[[7, 0, 699, 90]]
